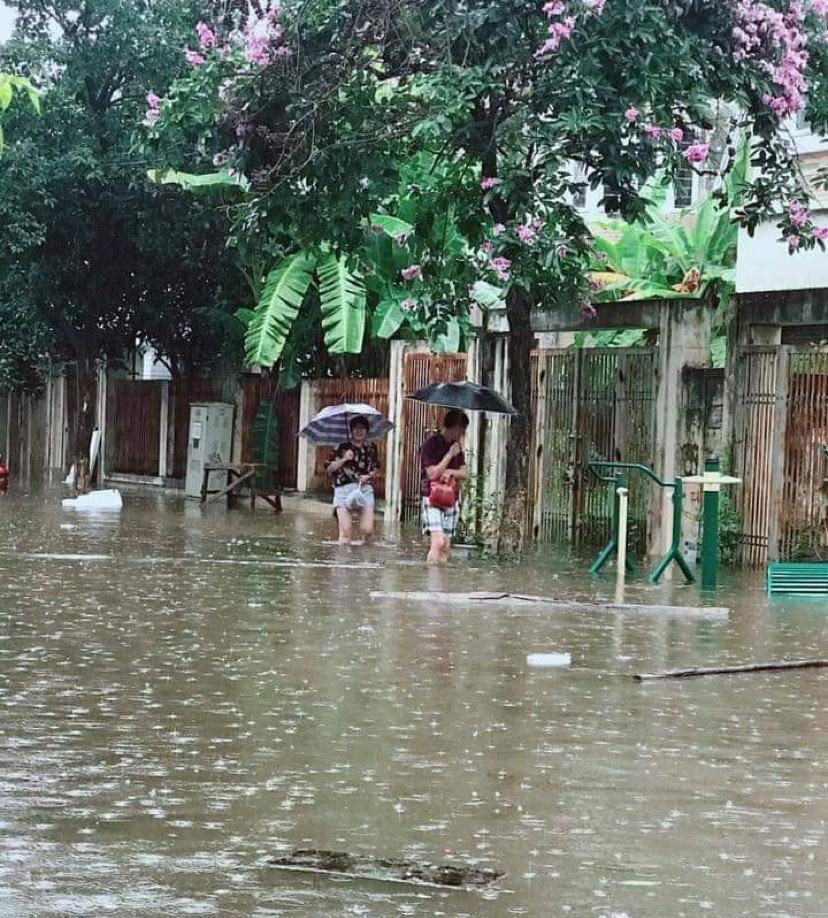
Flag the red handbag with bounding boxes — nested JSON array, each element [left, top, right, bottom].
[[428, 479, 456, 509]]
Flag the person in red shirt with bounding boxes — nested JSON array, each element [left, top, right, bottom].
[[420, 410, 469, 563]]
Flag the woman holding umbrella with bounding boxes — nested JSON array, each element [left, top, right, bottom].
[[326, 415, 379, 544], [300, 402, 393, 546]]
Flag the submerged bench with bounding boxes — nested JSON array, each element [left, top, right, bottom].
[[767, 562, 828, 596]]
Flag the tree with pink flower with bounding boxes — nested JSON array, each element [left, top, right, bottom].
[[145, 0, 828, 556]]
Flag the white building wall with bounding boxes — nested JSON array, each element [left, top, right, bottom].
[[736, 213, 828, 294]]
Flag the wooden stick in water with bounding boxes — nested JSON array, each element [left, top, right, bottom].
[[634, 659, 828, 681]]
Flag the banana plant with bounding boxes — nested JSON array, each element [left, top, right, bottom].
[[584, 142, 749, 363], [147, 161, 472, 369], [589, 140, 748, 303]]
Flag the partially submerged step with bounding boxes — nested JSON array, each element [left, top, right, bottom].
[[267, 849, 504, 888], [369, 590, 729, 618]]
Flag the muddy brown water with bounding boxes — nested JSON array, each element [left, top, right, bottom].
[[1, 486, 827, 917]]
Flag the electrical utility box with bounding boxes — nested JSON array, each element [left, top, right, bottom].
[[184, 402, 235, 498]]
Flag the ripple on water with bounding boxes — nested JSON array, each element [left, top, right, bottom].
[[0, 489, 826, 917]]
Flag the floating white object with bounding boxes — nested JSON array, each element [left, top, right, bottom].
[[527, 652, 571, 668], [62, 489, 123, 511]]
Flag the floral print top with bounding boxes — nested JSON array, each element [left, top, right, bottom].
[[326, 441, 379, 487]]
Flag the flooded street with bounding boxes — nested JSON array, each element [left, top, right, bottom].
[[1, 487, 827, 918]]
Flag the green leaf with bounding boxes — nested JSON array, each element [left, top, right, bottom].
[[146, 168, 251, 193], [373, 294, 407, 338], [366, 214, 414, 241], [0, 79, 11, 112], [235, 307, 257, 328], [470, 280, 505, 309], [245, 253, 317, 367], [710, 336, 726, 369], [434, 318, 461, 354], [251, 402, 279, 488], [317, 252, 367, 354]]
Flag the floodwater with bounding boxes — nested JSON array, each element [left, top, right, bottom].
[[1, 486, 827, 918]]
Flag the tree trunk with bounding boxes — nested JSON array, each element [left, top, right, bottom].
[[497, 285, 533, 560], [73, 358, 96, 495]]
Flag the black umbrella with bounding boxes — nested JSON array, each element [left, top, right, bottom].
[[406, 381, 517, 415]]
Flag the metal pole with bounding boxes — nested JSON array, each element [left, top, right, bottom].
[[615, 486, 629, 604], [701, 455, 720, 591]]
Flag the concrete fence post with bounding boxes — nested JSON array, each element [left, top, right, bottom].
[[651, 302, 713, 560], [158, 379, 169, 480], [385, 339, 407, 523], [296, 380, 316, 492]]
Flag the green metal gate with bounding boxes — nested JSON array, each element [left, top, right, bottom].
[[529, 347, 657, 555]]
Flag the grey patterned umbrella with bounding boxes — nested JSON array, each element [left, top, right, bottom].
[[299, 403, 394, 445]]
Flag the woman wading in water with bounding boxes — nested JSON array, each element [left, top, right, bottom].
[[326, 415, 379, 545]]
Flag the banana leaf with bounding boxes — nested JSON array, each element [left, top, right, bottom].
[[146, 167, 251, 194], [317, 252, 366, 354], [251, 402, 280, 490], [243, 252, 317, 367]]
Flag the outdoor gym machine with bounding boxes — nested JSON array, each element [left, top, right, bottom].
[[587, 461, 695, 585]]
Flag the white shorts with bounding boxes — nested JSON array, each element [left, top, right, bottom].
[[333, 482, 375, 509]]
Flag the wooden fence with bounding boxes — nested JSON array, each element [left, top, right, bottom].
[[310, 378, 390, 498], [239, 374, 300, 489], [527, 347, 657, 554], [400, 353, 468, 519], [107, 380, 162, 476], [779, 354, 828, 560]]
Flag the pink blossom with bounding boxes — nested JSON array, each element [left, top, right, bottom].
[[245, 35, 270, 66], [536, 16, 576, 55], [184, 48, 205, 68], [145, 92, 161, 123], [625, 106, 639, 123], [814, 226, 828, 241], [644, 123, 663, 140], [517, 224, 538, 244], [734, 0, 810, 117], [583, 0, 606, 11], [401, 265, 423, 281], [401, 298, 417, 312], [542, 0, 565, 15], [813, 0, 828, 15], [580, 299, 598, 319], [196, 21, 216, 51], [683, 142, 709, 164], [480, 241, 494, 254], [489, 257, 512, 282], [492, 223, 506, 236], [668, 127, 684, 143], [790, 199, 809, 226], [556, 242, 568, 257], [481, 176, 500, 191], [788, 234, 801, 251]]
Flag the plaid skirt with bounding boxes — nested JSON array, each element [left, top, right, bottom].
[[421, 497, 460, 539]]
